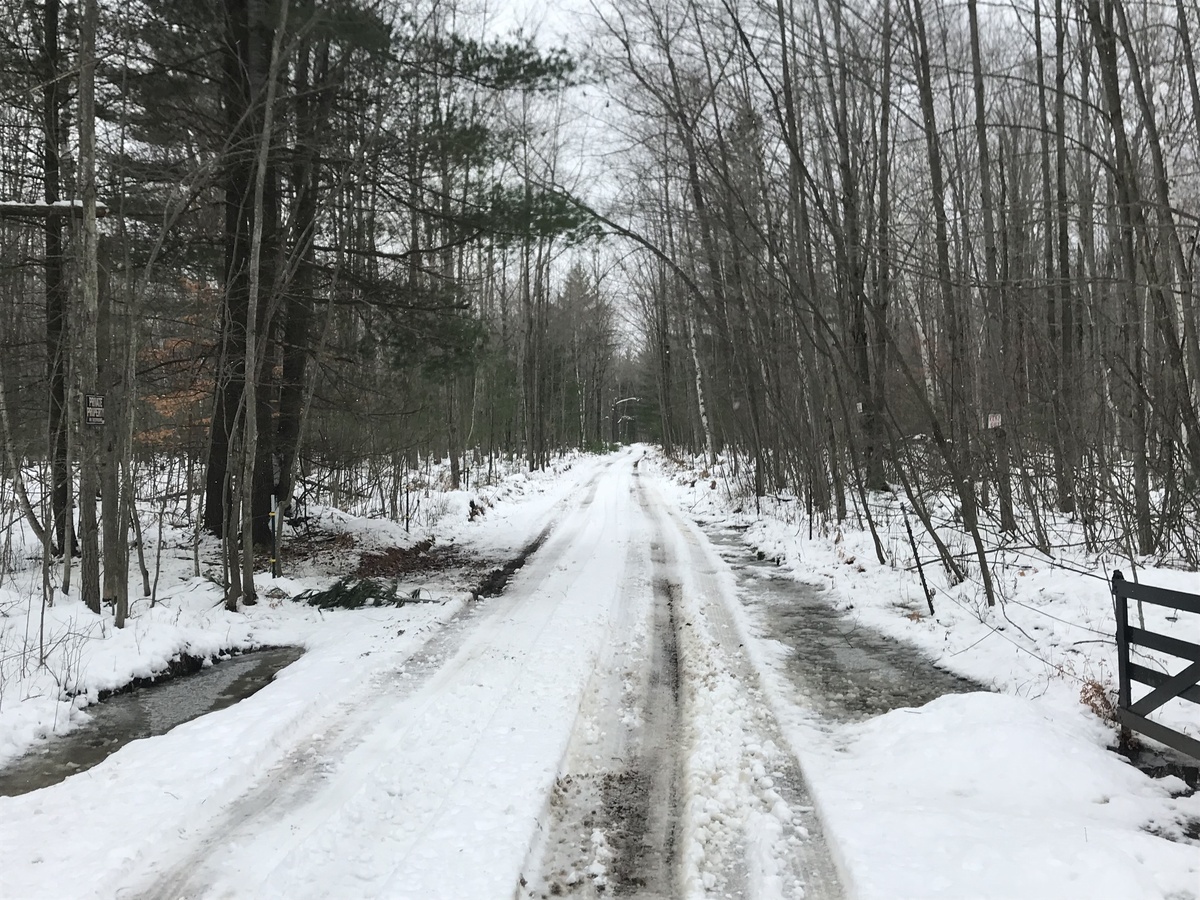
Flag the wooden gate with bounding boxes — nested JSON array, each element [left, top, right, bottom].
[[1111, 571, 1200, 760]]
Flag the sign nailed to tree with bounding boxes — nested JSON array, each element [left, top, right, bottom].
[[85, 393, 104, 426]]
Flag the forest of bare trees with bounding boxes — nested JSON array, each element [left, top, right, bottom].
[[0, 0, 618, 615], [1, 0, 1197, 622], [595, 0, 1200, 591]]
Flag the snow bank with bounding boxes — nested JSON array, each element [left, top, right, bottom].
[[809, 692, 1200, 900]]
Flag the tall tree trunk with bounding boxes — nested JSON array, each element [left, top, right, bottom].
[[77, 0, 102, 614], [904, 0, 997, 606], [1085, 0, 1155, 552], [1109, 0, 1200, 479], [872, 0, 896, 496], [966, 0, 1015, 531], [1173, 0, 1200, 429], [207, 0, 255, 538], [99, 265, 122, 617], [1034, 0, 1075, 513], [1053, 0, 1080, 514], [41, 0, 70, 557], [237, 0, 288, 606]]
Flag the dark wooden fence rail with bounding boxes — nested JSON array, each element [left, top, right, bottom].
[[1111, 571, 1200, 760]]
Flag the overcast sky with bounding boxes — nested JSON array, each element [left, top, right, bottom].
[[479, 0, 597, 45]]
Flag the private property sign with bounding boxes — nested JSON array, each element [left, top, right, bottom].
[[85, 393, 104, 426]]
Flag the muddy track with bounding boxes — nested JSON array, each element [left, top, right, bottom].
[[473, 471, 603, 599], [476, 522, 555, 598], [520, 595, 683, 898], [521, 488, 684, 899], [524, 474, 846, 900], [605, 572, 681, 896], [644, 482, 846, 900]]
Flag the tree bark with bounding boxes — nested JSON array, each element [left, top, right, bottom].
[[77, 0, 102, 614], [236, 0, 289, 607], [41, 0, 70, 557]]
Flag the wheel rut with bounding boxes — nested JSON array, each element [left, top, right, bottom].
[[520, 493, 683, 899], [524, 473, 845, 900], [604, 572, 681, 897], [134, 593, 493, 900], [646, 482, 846, 900]]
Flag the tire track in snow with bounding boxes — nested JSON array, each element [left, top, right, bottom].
[[131, 465, 616, 900], [519, 467, 685, 900], [614, 571, 682, 896], [643, 478, 845, 900], [523, 471, 844, 900], [130, 597, 489, 900], [357, 461, 635, 899]]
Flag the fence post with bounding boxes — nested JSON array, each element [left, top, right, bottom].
[[1111, 570, 1132, 748]]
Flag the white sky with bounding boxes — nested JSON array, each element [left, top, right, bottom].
[[479, 0, 599, 46]]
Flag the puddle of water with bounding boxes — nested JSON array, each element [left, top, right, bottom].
[[0, 646, 303, 797], [706, 529, 979, 723]]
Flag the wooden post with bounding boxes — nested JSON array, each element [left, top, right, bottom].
[[1111, 570, 1132, 747]]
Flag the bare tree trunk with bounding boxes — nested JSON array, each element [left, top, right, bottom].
[[77, 0, 102, 615], [100, 266, 122, 620], [0, 360, 48, 547], [1085, 0, 1155, 552], [686, 315, 714, 467], [903, 0, 997, 606], [127, 461, 151, 599], [1173, 0, 1200, 442], [237, 0, 289, 606], [41, 0, 70, 558], [1109, 0, 1200, 479], [966, 0, 1015, 532], [873, 0, 896, 493]]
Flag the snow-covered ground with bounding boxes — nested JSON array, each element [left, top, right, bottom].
[[0, 454, 588, 771], [0, 446, 1196, 899], [0, 452, 618, 899], [654, 450, 1200, 900]]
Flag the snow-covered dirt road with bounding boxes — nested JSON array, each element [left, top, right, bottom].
[[4, 450, 1196, 900], [521, 475, 842, 899], [0, 453, 838, 900]]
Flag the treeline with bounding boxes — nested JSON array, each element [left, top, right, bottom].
[[602, 0, 1200, 587], [0, 0, 619, 616]]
